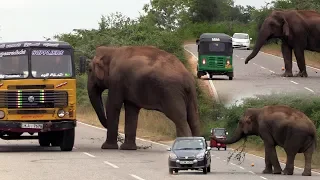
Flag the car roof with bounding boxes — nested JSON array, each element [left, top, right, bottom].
[[0, 41, 73, 50], [174, 136, 205, 141]]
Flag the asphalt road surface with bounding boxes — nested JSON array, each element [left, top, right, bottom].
[[184, 44, 320, 105], [0, 122, 319, 180]]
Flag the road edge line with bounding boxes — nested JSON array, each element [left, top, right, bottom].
[[183, 44, 220, 103], [260, 51, 320, 71]]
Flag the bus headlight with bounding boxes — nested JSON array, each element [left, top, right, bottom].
[[0, 110, 5, 119], [57, 109, 65, 118]]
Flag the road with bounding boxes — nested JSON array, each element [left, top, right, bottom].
[[184, 44, 320, 105], [0, 122, 319, 180]]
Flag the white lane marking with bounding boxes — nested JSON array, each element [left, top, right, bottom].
[[223, 160, 226, 162], [304, 87, 314, 92], [253, 63, 258, 65], [130, 174, 145, 180], [83, 152, 95, 158], [290, 80, 298, 84], [241, 57, 244, 59], [236, 55, 239, 57], [261, 51, 320, 71], [228, 148, 320, 175], [216, 157, 220, 159], [249, 171, 255, 174], [230, 162, 235, 165], [269, 70, 275, 73], [183, 45, 220, 103], [260, 176, 268, 180], [260, 66, 266, 69], [73, 147, 77, 149], [104, 161, 119, 168], [239, 166, 245, 169]]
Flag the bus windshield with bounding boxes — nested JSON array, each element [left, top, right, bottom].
[[31, 49, 73, 78], [0, 49, 29, 79]]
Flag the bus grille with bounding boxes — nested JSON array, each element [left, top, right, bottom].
[[0, 90, 68, 108]]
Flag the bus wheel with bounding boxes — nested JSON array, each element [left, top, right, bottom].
[[60, 128, 75, 151], [38, 132, 51, 147]]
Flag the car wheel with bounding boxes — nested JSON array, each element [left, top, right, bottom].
[[60, 128, 75, 151], [203, 167, 207, 174], [174, 169, 178, 173], [224, 147, 227, 151], [218, 147, 220, 151], [207, 165, 211, 173], [169, 168, 174, 174]]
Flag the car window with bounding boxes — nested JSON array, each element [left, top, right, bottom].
[[233, 34, 249, 39], [172, 139, 204, 150]]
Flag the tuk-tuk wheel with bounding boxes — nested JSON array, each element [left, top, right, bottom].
[[218, 147, 220, 151], [228, 76, 233, 80], [169, 168, 174, 174], [174, 169, 178, 173]]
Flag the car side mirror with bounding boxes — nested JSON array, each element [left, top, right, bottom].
[[79, 56, 86, 74], [166, 147, 171, 151], [207, 147, 211, 151], [196, 39, 200, 45]]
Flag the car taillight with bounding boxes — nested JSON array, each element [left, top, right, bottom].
[[202, 59, 206, 64]]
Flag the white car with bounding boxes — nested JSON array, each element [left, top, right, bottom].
[[232, 33, 252, 50]]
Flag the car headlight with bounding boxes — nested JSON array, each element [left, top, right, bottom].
[[196, 153, 204, 159], [0, 110, 5, 119], [57, 109, 65, 118], [169, 153, 177, 159]]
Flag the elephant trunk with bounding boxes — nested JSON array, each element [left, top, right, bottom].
[[245, 27, 271, 64], [87, 83, 108, 129], [212, 126, 244, 144]]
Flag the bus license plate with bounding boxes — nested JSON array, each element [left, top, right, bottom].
[[21, 123, 43, 129], [180, 161, 193, 164]]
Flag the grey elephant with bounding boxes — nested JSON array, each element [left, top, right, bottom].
[[211, 105, 317, 176], [245, 10, 320, 77], [87, 45, 201, 150]]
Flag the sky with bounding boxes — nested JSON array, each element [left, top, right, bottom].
[[0, 0, 271, 42]]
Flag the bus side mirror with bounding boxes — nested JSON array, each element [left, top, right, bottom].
[[79, 56, 86, 74], [196, 39, 200, 45]]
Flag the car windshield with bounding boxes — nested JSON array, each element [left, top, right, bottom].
[[214, 129, 226, 136], [172, 139, 204, 150], [0, 49, 29, 79], [31, 49, 73, 78], [233, 34, 249, 39]]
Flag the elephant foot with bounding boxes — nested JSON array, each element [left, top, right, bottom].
[[273, 169, 282, 174], [282, 167, 294, 175], [119, 142, 137, 150], [262, 168, 273, 174], [101, 141, 119, 149], [294, 71, 308, 77], [281, 72, 293, 77], [302, 169, 311, 176]]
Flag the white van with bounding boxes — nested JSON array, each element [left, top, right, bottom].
[[232, 33, 252, 50]]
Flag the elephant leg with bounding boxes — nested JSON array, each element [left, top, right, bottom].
[[282, 152, 296, 175], [302, 144, 314, 176], [262, 145, 273, 174], [264, 144, 282, 174], [101, 89, 123, 149], [119, 101, 140, 150], [281, 42, 293, 77], [163, 99, 191, 137], [293, 47, 308, 77]]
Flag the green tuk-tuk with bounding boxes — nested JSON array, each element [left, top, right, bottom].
[[196, 33, 234, 80]]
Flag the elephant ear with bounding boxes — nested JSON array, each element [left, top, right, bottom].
[[282, 18, 290, 37], [93, 55, 105, 80]]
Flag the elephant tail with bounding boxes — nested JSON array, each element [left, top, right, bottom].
[[186, 82, 201, 137]]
